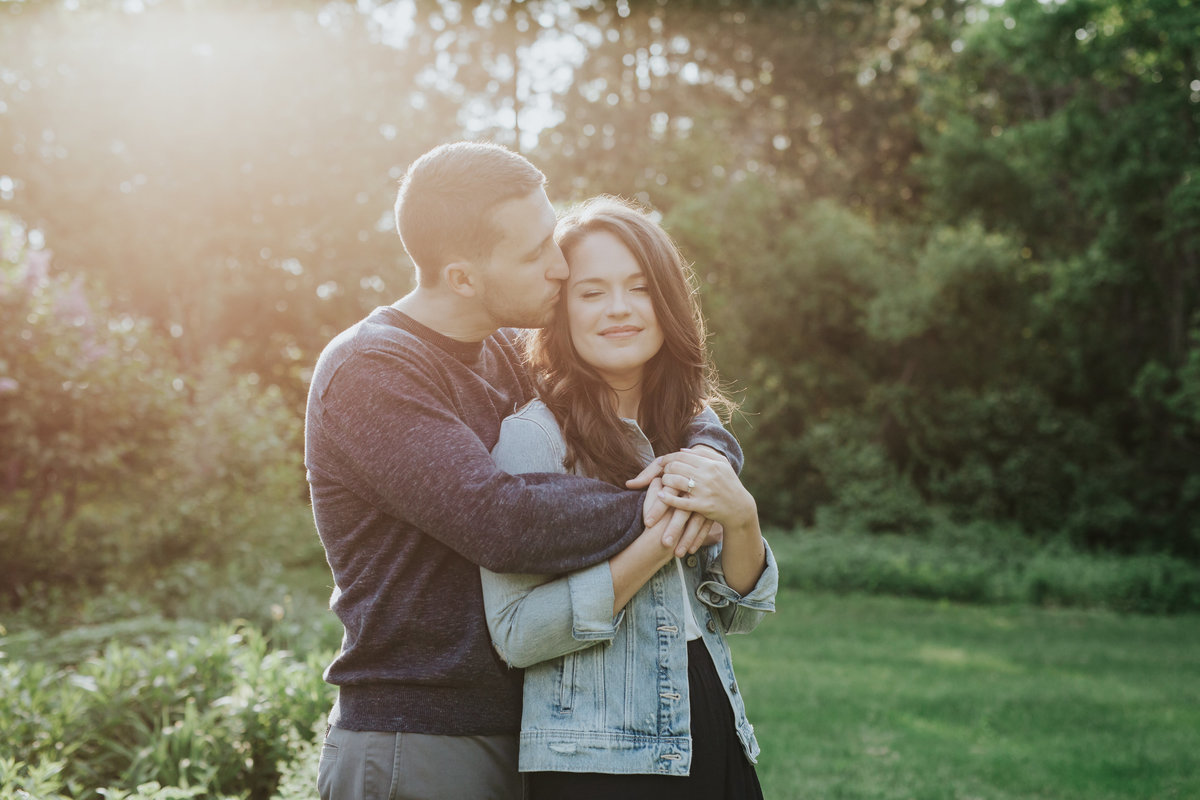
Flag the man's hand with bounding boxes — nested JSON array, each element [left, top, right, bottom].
[[643, 474, 672, 532], [638, 471, 720, 557], [634, 457, 724, 555], [671, 513, 716, 558]]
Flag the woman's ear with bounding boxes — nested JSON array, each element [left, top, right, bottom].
[[443, 261, 478, 298]]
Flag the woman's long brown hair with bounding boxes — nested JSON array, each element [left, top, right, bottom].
[[526, 196, 731, 486]]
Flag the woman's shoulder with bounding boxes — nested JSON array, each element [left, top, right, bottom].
[[506, 397, 557, 426], [493, 398, 568, 474]]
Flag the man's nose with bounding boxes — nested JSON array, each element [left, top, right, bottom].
[[546, 246, 569, 281]]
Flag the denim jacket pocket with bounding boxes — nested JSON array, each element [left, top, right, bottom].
[[557, 651, 577, 712]]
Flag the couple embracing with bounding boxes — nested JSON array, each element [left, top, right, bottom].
[[305, 141, 778, 800]]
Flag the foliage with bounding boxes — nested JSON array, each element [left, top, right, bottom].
[[0, 621, 334, 799], [1, 0, 1197, 578], [666, 82, 1197, 551], [0, 756, 72, 800], [267, 725, 324, 800], [0, 214, 182, 596], [768, 525, 1200, 614], [0, 216, 307, 605], [3, 550, 338, 661], [912, 0, 1200, 552]]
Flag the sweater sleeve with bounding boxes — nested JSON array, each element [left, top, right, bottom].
[[479, 411, 624, 668], [316, 350, 643, 573], [685, 406, 744, 473]]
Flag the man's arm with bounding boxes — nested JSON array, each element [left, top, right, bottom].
[[315, 350, 642, 574], [481, 504, 680, 669], [480, 410, 680, 668]]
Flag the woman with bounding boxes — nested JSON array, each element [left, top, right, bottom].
[[480, 196, 777, 799]]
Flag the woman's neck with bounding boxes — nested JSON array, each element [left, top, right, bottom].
[[609, 381, 642, 421]]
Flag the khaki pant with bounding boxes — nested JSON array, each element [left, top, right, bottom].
[[317, 725, 524, 800]]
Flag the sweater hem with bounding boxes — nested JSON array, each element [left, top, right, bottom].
[[331, 683, 522, 736]]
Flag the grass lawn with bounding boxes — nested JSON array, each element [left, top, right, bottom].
[[732, 590, 1200, 800]]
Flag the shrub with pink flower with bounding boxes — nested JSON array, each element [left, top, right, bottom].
[[1, 213, 302, 602]]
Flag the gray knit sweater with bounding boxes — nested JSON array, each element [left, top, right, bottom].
[[304, 306, 741, 735]]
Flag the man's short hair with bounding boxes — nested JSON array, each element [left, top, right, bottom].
[[394, 142, 547, 287]]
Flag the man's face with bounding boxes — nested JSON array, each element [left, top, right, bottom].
[[475, 189, 568, 331], [476, 189, 569, 329]]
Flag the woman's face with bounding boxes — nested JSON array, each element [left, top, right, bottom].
[[564, 230, 665, 389]]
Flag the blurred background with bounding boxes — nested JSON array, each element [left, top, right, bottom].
[[1, 0, 1198, 797]]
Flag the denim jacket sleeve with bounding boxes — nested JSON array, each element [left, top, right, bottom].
[[481, 565, 624, 668], [480, 403, 626, 669], [696, 538, 779, 635]]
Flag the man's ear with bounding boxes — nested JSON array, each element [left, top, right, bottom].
[[443, 260, 479, 298]]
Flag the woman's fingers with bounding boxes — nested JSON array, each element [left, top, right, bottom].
[[626, 457, 665, 488], [685, 445, 730, 464], [662, 452, 729, 483], [656, 449, 715, 471], [656, 490, 701, 513], [661, 472, 697, 495], [661, 467, 728, 501]]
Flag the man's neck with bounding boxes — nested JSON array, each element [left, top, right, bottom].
[[392, 289, 496, 343]]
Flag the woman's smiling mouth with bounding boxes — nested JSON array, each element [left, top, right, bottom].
[[599, 325, 642, 338]]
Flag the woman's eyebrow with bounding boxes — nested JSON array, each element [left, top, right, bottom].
[[569, 273, 645, 287]]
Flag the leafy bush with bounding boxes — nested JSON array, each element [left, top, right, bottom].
[[0, 214, 183, 597], [0, 621, 334, 799], [1, 214, 308, 605], [268, 725, 324, 800], [0, 755, 72, 800], [669, 176, 1199, 555], [3, 551, 339, 664], [769, 522, 1200, 614]]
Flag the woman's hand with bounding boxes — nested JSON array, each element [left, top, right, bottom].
[[655, 448, 766, 595], [653, 447, 758, 537]]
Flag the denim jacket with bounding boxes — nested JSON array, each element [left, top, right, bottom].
[[481, 400, 778, 776]]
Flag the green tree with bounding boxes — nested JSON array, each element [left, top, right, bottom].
[[915, 0, 1200, 552]]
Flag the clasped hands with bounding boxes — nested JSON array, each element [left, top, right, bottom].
[[626, 445, 733, 559]]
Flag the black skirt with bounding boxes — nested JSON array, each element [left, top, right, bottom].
[[528, 638, 764, 800]]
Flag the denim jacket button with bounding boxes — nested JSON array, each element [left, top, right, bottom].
[[729, 680, 739, 694], [706, 619, 717, 633], [685, 554, 699, 568]]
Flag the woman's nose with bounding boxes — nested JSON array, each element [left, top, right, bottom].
[[607, 291, 631, 316]]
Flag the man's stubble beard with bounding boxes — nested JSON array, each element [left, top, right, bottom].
[[481, 286, 558, 331]]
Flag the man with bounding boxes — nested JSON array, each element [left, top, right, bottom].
[[305, 141, 740, 799]]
